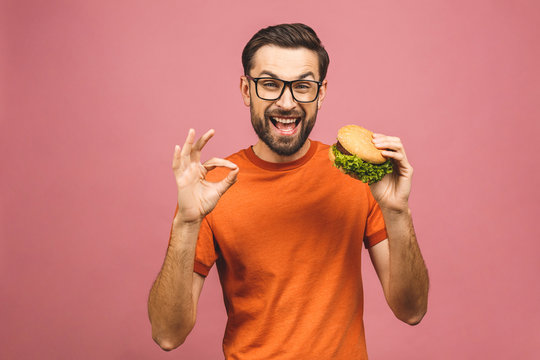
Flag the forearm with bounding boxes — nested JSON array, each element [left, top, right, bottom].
[[382, 208, 429, 324], [148, 217, 201, 349]]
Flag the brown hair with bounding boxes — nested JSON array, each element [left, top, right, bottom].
[[242, 23, 330, 81]]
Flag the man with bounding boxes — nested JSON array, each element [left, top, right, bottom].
[[148, 23, 429, 359]]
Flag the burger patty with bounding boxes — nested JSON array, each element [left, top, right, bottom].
[[335, 141, 352, 156]]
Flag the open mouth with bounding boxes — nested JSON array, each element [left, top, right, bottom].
[[269, 116, 302, 135]]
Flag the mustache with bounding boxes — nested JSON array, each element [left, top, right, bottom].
[[265, 109, 305, 118]]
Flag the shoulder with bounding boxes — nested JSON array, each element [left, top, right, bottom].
[[313, 141, 331, 160], [224, 147, 249, 163], [306, 141, 335, 172]]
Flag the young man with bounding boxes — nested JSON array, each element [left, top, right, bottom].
[[148, 23, 429, 359]]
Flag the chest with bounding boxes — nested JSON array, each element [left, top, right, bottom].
[[208, 166, 370, 272]]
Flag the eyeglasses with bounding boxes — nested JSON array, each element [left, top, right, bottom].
[[246, 75, 322, 103]]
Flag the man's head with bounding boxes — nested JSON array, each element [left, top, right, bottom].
[[242, 23, 330, 83], [240, 24, 329, 158]]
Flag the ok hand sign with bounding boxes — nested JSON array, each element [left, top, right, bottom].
[[173, 129, 239, 224]]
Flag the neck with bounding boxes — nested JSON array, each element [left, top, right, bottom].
[[252, 139, 311, 163]]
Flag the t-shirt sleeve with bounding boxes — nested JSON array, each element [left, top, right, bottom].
[[193, 216, 218, 277], [363, 190, 388, 248]]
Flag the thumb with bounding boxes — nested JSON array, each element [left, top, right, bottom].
[[214, 166, 239, 196]]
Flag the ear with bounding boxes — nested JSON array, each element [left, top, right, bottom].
[[240, 76, 250, 107], [317, 79, 328, 110]]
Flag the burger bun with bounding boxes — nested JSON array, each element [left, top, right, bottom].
[[337, 125, 386, 164]]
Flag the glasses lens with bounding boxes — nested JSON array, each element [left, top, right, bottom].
[[291, 81, 319, 102], [256, 78, 284, 100]]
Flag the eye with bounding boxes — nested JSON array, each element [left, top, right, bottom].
[[293, 82, 314, 91], [260, 80, 281, 89]]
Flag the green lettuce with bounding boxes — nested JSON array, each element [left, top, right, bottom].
[[331, 145, 393, 184]]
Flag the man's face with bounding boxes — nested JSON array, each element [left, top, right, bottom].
[[241, 46, 327, 157]]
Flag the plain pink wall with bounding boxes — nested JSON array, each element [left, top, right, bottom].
[[2, 0, 539, 359]]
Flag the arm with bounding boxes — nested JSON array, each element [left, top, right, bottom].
[[148, 129, 239, 350], [367, 134, 429, 325], [148, 220, 205, 350]]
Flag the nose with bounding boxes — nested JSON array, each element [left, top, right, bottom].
[[275, 84, 297, 110]]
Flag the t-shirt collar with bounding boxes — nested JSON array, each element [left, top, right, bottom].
[[244, 140, 318, 171]]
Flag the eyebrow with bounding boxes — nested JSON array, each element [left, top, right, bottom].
[[258, 70, 316, 80]]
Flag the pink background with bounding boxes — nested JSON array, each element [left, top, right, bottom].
[[2, 1, 540, 359]]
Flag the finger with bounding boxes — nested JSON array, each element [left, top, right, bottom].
[[373, 141, 403, 153], [214, 166, 240, 196], [381, 150, 405, 162], [373, 135, 401, 144], [180, 129, 196, 164], [201, 157, 240, 196], [192, 129, 215, 162], [373, 135, 404, 151], [373, 133, 401, 143], [381, 149, 412, 173], [202, 157, 239, 172], [193, 129, 215, 151], [172, 145, 181, 170]]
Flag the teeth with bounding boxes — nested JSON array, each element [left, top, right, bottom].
[[272, 117, 297, 124]]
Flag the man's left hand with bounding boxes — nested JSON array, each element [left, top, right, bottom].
[[369, 133, 413, 212]]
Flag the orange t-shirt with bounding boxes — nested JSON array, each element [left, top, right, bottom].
[[194, 140, 387, 359]]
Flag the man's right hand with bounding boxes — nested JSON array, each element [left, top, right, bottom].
[[173, 128, 239, 224]]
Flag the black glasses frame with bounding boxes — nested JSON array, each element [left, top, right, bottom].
[[246, 75, 322, 103]]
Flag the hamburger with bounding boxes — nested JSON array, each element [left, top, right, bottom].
[[329, 125, 393, 184]]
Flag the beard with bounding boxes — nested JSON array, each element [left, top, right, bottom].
[[250, 105, 317, 157]]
